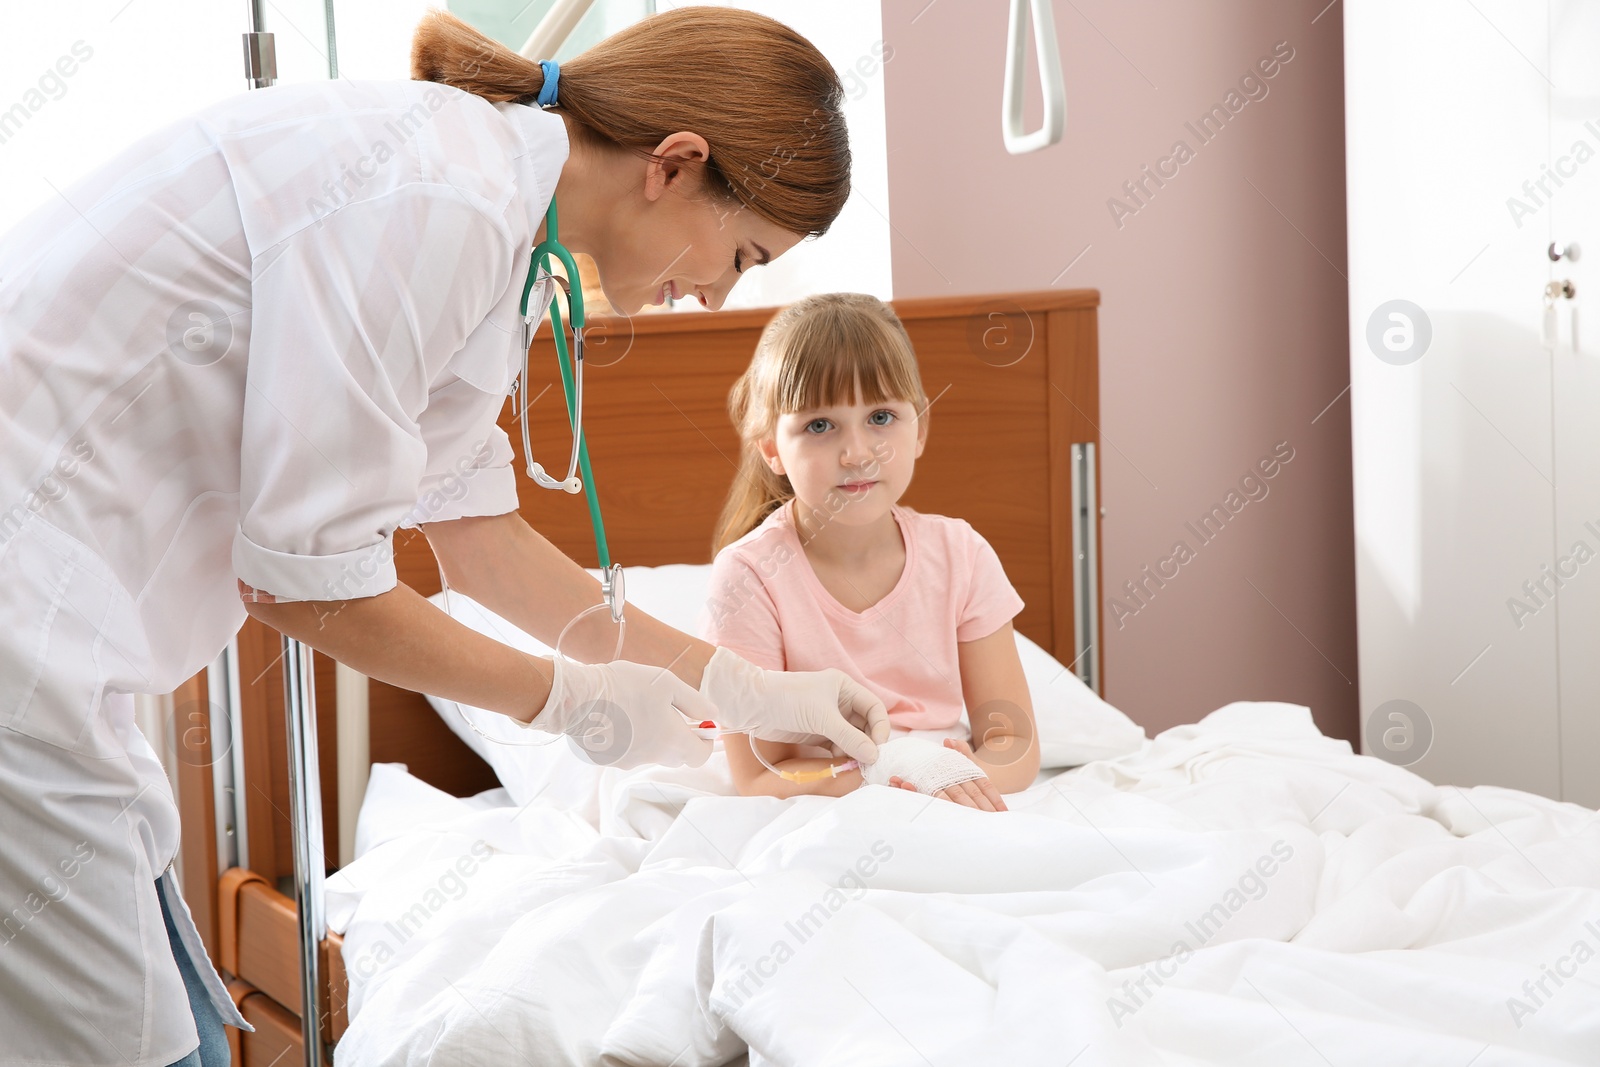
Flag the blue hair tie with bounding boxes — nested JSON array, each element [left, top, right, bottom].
[[537, 60, 560, 107]]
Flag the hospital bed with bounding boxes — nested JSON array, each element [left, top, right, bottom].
[[170, 288, 1106, 1064], [173, 283, 1600, 1066]]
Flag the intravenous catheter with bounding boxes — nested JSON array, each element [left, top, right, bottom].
[[751, 738, 860, 783], [689, 721, 860, 782]]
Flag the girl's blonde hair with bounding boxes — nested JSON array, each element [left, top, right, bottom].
[[713, 293, 928, 555], [411, 8, 850, 238]]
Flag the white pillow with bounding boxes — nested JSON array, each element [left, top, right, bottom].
[[422, 563, 1146, 796], [421, 584, 589, 813], [421, 567, 715, 810], [1013, 630, 1147, 766]]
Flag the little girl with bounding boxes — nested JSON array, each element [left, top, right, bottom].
[[701, 292, 1039, 812]]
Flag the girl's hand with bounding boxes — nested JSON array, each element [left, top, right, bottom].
[[887, 738, 1008, 812]]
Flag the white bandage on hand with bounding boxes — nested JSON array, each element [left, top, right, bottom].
[[859, 736, 989, 796]]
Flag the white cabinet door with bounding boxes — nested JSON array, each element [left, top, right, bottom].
[[1550, 0, 1600, 808], [1348, 0, 1563, 797]]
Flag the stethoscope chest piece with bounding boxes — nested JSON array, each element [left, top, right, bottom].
[[602, 563, 624, 623]]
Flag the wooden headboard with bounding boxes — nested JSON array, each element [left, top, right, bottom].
[[213, 288, 1101, 888]]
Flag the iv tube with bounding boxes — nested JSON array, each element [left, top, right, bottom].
[[439, 572, 624, 748], [438, 567, 858, 779], [741, 731, 859, 783]]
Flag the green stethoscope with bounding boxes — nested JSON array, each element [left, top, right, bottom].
[[515, 197, 625, 625], [442, 196, 625, 751]]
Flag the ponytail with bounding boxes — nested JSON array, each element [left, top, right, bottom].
[[712, 375, 794, 556], [411, 8, 851, 237], [411, 10, 553, 104]]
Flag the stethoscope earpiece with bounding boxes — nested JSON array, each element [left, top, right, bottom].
[[528, 464, 583, 494]]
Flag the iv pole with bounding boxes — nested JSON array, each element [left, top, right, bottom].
[[244, 2, 605, 1062], [242, 4, 337, 1062]]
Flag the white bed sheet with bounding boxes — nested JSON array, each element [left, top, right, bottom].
[[328, 701, 1600, 1066]]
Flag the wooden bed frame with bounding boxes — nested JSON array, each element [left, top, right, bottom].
[[169, 288, 1102, 1064]]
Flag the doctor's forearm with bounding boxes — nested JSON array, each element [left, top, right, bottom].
[[242, 584, 554, 723], [423, 512, 715, 687]]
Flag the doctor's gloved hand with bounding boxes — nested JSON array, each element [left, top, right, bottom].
[[526, 656, 715, 769], [697, 646, 891, 764]]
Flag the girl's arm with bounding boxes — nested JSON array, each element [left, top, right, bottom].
[[701, 551, 866, 797], [957, 621, 1040, 793], [724, 732, 863, 799]]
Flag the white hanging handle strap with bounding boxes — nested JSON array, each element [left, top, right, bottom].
[[517, 0, 594, 60], [1003, 0, 1066, 155]]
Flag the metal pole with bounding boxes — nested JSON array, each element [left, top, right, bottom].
[[240, 0, 338, 1054], [242, 0, 276, 88], [206, 644, 242, 874], [1070, 442, 1101, 696], [282, 636, 327, 1066], [241, 0, 339, 1059], [323, 0, 339, 81], [293, 8, 341, 1052]]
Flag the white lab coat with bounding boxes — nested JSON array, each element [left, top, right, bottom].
[[0, 79, 565, 1065]]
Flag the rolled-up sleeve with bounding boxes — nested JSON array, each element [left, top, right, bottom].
[[393, 242, 547, 532], [233, 188, 515, 602], [395, 374, 520, 531]]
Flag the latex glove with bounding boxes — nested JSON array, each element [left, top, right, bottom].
[[525, 656, 715, 769], [698, 646, 891, 764], [861, 736, 989, 797]]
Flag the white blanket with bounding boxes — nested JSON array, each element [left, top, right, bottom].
[[328, 702, 1600, 1066]]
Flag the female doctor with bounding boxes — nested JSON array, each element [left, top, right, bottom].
[[0, 8, 888, 1066]]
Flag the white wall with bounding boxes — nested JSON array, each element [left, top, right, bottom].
[[880, 0, 1359, 741], [1, 4, 237, 235], [0, 1, 438, 238]]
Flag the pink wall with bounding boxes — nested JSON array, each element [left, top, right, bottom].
[[881, 0, 1357, 740]]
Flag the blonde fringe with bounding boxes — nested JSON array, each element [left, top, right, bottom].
[[711, 294, 927, 556]]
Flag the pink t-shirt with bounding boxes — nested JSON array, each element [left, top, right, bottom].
[[700, 502, 1025, 731]]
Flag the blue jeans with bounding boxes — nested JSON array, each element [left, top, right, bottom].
[[159, 881, 231, 1067]]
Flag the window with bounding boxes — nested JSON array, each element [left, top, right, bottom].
[[0, 1, 891, 310]]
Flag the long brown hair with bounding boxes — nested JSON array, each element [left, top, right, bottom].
[[712, 293, 928, 555], [411, 8, 850, 237]]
